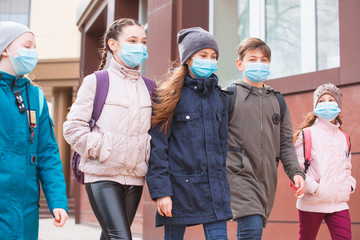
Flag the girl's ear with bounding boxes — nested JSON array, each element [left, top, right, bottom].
[[236, 59, 245, 72], [1, 50, 9, 57], [108, 38, 118, 52]]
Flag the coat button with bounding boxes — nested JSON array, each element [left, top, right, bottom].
[[127, 169, 132, 173], [185, 179, 189, 182], [194, 86, 198, 90], [31, 156, 36, 163], [107, 147, 111, 152], [185, 115, 190, 120]]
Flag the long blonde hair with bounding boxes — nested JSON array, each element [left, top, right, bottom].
[[151, 64, 188, 134], [293, 112, 343, 143]]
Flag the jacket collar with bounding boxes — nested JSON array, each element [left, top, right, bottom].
[[107, 57, 140, 81], [0, 71, 30, 88], [184, 73, 218, 97], [314, 118, 340, 132]]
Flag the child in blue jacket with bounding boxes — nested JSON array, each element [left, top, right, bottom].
[[0, 21, 68, 240], [146, 27, 232, 240]]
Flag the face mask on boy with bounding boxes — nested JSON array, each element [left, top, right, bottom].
[[244, 62, 270, 83], [118, 43, 148, 68], [189, 58, 218, 78], [8, 47, 38, 76], [313, 102, 341, 122]]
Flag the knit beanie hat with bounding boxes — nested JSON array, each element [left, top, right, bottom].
[[313, 83, 342, 109], [177, 27, 219, 65], [0, 21, 32, 59]]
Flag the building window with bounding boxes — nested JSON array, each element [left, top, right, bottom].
[[0, 0, 31, 26], [212, 0, 340, 84]]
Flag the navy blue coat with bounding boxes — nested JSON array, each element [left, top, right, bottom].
[[146, 74, 232, 227]]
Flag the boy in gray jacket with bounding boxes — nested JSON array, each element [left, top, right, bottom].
[[226, 38, 305, 240]]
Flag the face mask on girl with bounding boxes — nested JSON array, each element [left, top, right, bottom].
[[189, 58, 218, 78], [313, 102, 341, 122], [244, 62, 270, 83], [117, 43, 148, 68], [8, 47, 38, 76]]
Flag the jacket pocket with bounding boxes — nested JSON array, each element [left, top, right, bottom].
[[170, 171, 211, 215], [28, 152, 39, 181], [174, 112, 202, 142], [227, 146, 246, 175]]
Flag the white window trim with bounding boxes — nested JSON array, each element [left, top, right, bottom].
[[301, 0, 317, 73]]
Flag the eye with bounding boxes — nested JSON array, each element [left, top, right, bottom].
[[329, 99, 335, 102], [319, 99, 324, 103], [142, 41, 147, 46], [128, 39, 136, 43], [211, 55, 217, 60]]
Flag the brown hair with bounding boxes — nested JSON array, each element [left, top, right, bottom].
[[151, 64, 188, 134], [98, 18, 143, 70], [293, 112, 343, 143], [237, 37, 271, 61]]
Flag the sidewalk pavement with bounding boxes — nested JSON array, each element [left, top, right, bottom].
[[39, 217, 143, 240]]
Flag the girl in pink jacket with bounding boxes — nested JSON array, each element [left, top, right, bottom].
[[63, 18, 153, 239], [293, 83, 356, 240]]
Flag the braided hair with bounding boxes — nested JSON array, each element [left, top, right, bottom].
[[98, 18, 143, 70]]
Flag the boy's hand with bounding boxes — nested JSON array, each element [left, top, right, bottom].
[[157, 196, 172, 217], [53, 208, 68, 227], [293, 175, 305, 197]]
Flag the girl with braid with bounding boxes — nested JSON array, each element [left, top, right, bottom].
[[63, 18, 154, 240]]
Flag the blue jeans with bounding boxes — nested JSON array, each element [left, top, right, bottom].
[[236, 215, 263, 240], [164, 220, 228, 240]]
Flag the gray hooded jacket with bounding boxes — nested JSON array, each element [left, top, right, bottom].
[[226, 80, 305, 226]]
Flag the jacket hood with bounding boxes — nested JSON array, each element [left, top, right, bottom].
[[232, 80, 276, 102], [0, 71, 30, 88], [184, 73, 218, 97]]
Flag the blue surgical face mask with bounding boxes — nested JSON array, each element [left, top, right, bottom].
[[244, 62, 270, 83], [189, 58, 218, 78], [313, 102, 341, 122], [117, 43, 148, 68], [8, 47, 38, 76]]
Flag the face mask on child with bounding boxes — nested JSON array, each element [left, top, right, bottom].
[[313, 102, 341, 122], [117, 43, 148, 68], [8, 47, 38, 76], [189, 58, 218, 78], [244, 62, 270, 83]]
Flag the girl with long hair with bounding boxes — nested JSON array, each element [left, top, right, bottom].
[[146, 27, 232, 240]]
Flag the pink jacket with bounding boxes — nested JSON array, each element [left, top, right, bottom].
[[63, 58, 152, 186], [295, 118, 356, 213]]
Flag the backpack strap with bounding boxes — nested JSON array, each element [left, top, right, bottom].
[[302, 128, 312, 173], [226, 84, 237, 121], [274, 91, 286, 124], [90, 70, 109, 129], [141, 76, 156, 98], [38, 87, 45, 117], [339, 129, 351, 157]]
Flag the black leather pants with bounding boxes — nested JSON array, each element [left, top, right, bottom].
[[85, 181, 143, 240]]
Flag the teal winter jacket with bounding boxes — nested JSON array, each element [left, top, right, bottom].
[[0, 71, 68, 240]]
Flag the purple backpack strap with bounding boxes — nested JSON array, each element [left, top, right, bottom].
[[90, 70, 109, 129], [141, 76, 156, 98]]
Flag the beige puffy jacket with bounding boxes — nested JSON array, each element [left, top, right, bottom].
[[63, 58, 152, 185]]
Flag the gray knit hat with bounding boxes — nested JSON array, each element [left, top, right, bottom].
[[313, 83, 342, 109], [0, 21, 32, 59], [177, 27, 219, 65]]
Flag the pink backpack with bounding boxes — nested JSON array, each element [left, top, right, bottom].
[[290, 127, 351, 190]]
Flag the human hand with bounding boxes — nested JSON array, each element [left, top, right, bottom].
[[157, 196, 172, 217], [293, 175, 305, 197], [53, 208, 68, 227]]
